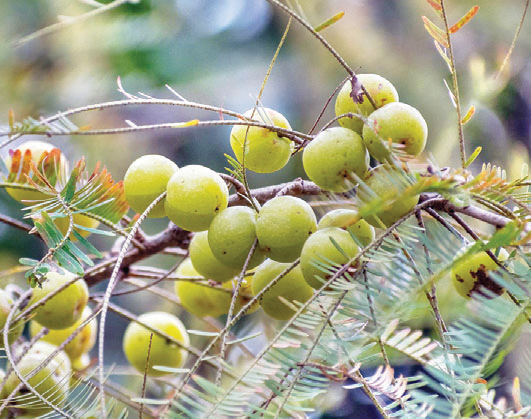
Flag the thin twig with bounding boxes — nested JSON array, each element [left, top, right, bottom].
[[439, 0, 466, 168]]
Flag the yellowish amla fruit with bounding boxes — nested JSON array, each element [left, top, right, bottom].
[[29, 306, 97, 368], [175, 258, 258, 318]]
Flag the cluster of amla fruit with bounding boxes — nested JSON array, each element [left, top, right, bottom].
[[119, 73, 508, 376], [0, 271, 96, 415]]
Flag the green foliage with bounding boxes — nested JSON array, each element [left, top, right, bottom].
[[0, 0, 529, 418]]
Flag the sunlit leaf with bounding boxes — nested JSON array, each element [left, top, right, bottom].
[[422, 16, 448, 47], [450, 6, 480, 34], [314, 12, 344, 32], [464, 146, 482, 168]]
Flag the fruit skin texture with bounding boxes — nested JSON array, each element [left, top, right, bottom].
[[362, 102, 428, 162], [0, 288, 24, 347], [251, 259, 313, 320], [29, 271, 89, 330], [165, 165, 229, 231], [190, 231, 239, 282], [303, 127, 369, 192], [176, 259, 258, 317], [29, 306, 97, 366], [452, 248, 509, 298], [5, 140, 67, 203], [4, 341, 71, 416], [357, 165, 419, 228], [230, 108, 293, 173], [256, 196, 317, 263], [176, 258, 231, 317], [317, 209, 375, 247], [123, 311, 189, 377], [208, 206, 265, 270], [300, 227, 360, 289], [124, 154, 178, 218], [335, 74, 399, 133]]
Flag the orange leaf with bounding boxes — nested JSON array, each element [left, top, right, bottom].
[[422, 16, 448, 47], [426, 0, 443, 19], [450, 6, 479, 34]]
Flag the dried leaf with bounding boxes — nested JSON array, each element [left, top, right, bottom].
[[349, 75, 364, 104]]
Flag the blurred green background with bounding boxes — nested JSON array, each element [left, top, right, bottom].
[[0, 0, 530, 416]]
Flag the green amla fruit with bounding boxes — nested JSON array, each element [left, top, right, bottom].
[[165, 165, 229, 232], [29, 306, 97, 366], [335, 74, 399, 133], [176, 258, 232, 318], [251, 259, 313, 320], [176, 259, 258, 317], [29, 271, 89, 330], [356, 165, 419, 228], [362, 102, 428, 162], [190, 231, 239, 282], [452, 248, 509, 299], [317, 209, 375, 247], [124, 154, 178, 218], [0, 288, 25, 348], [4, 140, 67, 203], [208, 206, 266, 270], [123, 311, 189, 377], [302, 127, 369, 192], [300, 227, 360, 289], [230, 107, 293, 173], [256, 196, 317, 263], [3, 341, 71, 416]]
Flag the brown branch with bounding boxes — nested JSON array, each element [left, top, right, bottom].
[[0, 214, 34, 233], [82, 183, 522, 288], [419, 194, 515, 229]]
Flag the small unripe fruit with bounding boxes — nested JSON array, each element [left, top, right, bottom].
[[362, 102, 428, 162], [165, 165, 229, 231], [5, 140, 67, 203], [208, 206, 265, 270], [252, 259, 313, 320], [190, 231, 239, 282], [230, 108, 293, 173], [29, 271, 89, 330], [452, 248, 509, 298], [317, 209, 375, 247], [124, 154, 178, 218], [357, 165, 419, 228], [29, 306, 97, 365], [4, 341, 71, 416], [256, 196, 317, 263], [303, 127, 369, 192], [123, 311, 189, 377], [176, 259, 258, 317], [0, 289, 24, 347], [300, 227, 359, 289], [335, 74, 399, 133], [175, 258, 232, 317]]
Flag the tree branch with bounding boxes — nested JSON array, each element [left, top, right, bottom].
[[82, 184, 523, 288]]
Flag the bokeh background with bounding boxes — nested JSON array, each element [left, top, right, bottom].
[[0, 0, 530, 417]]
